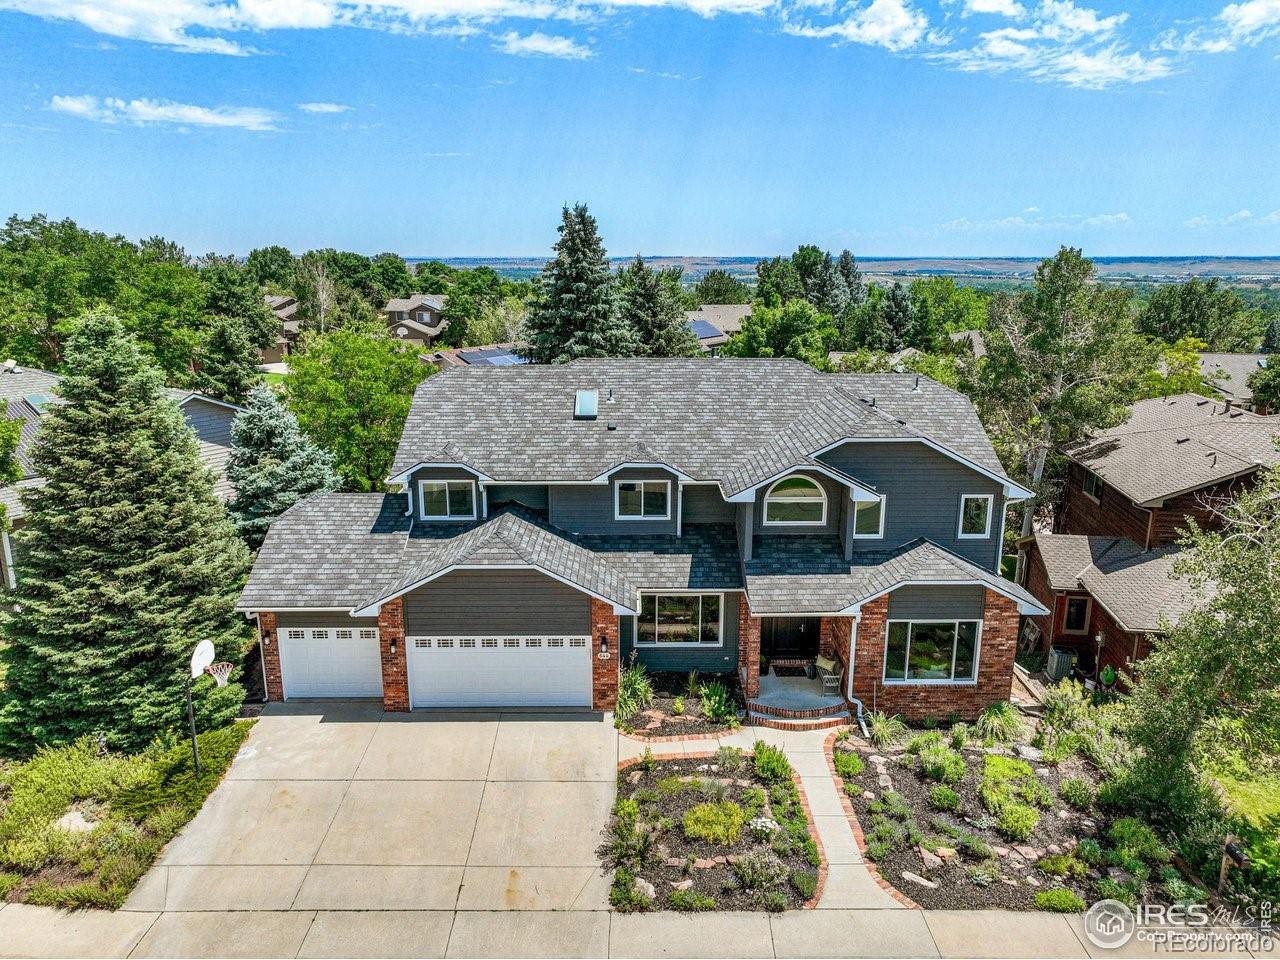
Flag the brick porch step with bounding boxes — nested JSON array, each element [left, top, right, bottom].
[[746, 697, 851, 719], [747, 709, 851, 731]]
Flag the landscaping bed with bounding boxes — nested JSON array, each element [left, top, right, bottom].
[[603, 742, 822, 912], [834, 706, 1209, 913], [617, 667, 743, 738], [0, 721, 252, 909]]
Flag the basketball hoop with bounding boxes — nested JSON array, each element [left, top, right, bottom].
[[205, 662, 234, 688]]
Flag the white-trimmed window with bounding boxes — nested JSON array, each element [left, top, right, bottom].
[[615, 480, 670, 520], [883, 620, 981, 683], [419, 479, 476, 520], [763, 475, 827, 526], [1063, 596, 1092, 635], [1082, 471, 1103, 502], [958, 494, 993, 538], [635, 593, 722, 646], [851, 496, 886, 539]]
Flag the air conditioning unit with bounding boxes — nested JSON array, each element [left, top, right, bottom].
[[1046, 645, 1078, 682]]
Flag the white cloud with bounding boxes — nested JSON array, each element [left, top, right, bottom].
[[785, 0, 931, 52], [49, 94, 279, 130], [1220, 0, 1280, 40], [1185, 209, 1263, 227], [496, 30, 593, 58], [964, 0, 1026, 18], [297, 101, 352, 112], [938, 209, 1131, 232]]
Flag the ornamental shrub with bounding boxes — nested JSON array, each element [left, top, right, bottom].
[[752, 742, 792, 783], [1035, 889, 1086, 912], [683, 801, 746, 845], [929, 785, 961, 812], [833, 751, 864, 780], [998, 802, 1040, 841], [919, 745, 967, 784]]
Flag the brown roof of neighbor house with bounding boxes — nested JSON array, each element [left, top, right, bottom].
[[1032, 532, 1206, 633], [683, 303, 752, 335], [1199, 353, 1270, 404], [1063, 393, 1280, 506]]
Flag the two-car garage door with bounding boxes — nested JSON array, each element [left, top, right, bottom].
[[409, 636, 592, 708], [278, 626, 383, 699]]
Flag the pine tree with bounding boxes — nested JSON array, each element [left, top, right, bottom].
[[618, 256, 702, 358], [837, 250, 865, 305], [197, 315, 261, 405], [812, 254, 851, 316], [882, 282, 915, 347], [228, 384, 340, 549], [0, 312, 252, 754], [1262, 316, 1280, 354], [521, 204, 638, 363]]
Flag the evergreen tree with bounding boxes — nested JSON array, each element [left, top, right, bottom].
[[202, 257, 277, 349], [618, 256, 702, 358], [0, 312, 251, 754], [228, 384, 339, 549], [836, 250, 865, 305], [812, 254, 851, 316], [882, 282, 915, 346], [693, 269, 749, 305], [521, 204, 637, 363], [196, 315, 261, 405], [1262, 316, 1280, 354]]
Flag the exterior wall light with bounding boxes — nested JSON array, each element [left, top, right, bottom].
[[598, 634, 610, 660]]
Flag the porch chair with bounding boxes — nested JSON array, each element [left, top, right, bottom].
[[814, 655, 843, 697]]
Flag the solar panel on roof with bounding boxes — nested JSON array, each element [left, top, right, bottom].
[[689, 319, 724, 340]]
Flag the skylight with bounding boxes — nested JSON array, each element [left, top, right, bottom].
[[574, 389, 598, 420]]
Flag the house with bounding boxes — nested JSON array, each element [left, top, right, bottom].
[[828, 347, 923, 370], [0, 361, 242, 588], [949, 330, 987, 359], [688, 318, 730, 355], [428, 343, 529, 368], [683, 304, 752, 356], [1019, 393, 1276, 676], [386, 293, 449, 347], [1198, 353, 1271, 412], [236, 359, 1044, 722], [262, 295, 301, 365]]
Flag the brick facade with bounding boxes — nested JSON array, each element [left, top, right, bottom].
[[590, 598, 620, 711], [258, 612, 284, 701], [844, 589, 1019, 722], [737, 595, 761, 697], [378, 598, 409, 712]]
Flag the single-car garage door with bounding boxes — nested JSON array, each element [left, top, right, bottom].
[[278, 626, 384, 699], [409, 636, 592, 708]]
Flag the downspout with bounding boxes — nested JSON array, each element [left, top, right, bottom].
[[844, 612, 869, 738], [254, 612, 268, 703]]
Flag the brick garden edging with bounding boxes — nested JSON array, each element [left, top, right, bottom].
[[615, 749, 829, 910], [618, 728, 738, 744], [821, 728, 921, 910]]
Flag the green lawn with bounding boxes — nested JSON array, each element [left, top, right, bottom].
[[0, 721, 252, 909], [264, 372, 288, 389], [1219, 770, 1280, 828]]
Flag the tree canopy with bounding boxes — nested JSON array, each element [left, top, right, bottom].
[[0, 312, 251, 754], [693, 269, 749, 305], [1137, 278, 1263, 352], [618, 256, 701, 358]]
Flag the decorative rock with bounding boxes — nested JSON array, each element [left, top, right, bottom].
[[1036, 767, 1052, 776], [935, 847, 958, 861], [1014, 845, 1039, 861], [1025, 875, 1042, 887], [1000, 878, 1020, 887], [877, 774, 893, 789], [1015, 744, 1044, 761], [861, 791, 876, 801], [709, 765, 720, 772], [1047, 843, 1062, 855], [726, 855, 742, 864], [835, 741, 857, 753], [992, 846, 1010, 858], [1063, 838, 1078, 850], [984, 746, 1008, 755], [635, 877, 657, 900], [627, 771, 643, 784], [901, 871, 937, 889], [664, 857, 685, 868], [713, 856, 728, 865], [670, 879, 693, 891], [1057, 809, 1073, 820], [868, 755, 888, 764], [1080, 818, 1099, 836], [919, 847, 943, 870], [55, 809, 95, 833], [693, 858, 716, 870], [696, 764, 709, 771]]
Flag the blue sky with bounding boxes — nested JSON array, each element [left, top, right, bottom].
[[1, 0, 1278, 257]]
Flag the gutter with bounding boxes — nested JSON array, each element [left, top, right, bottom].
[[845, 612, 869, 739]]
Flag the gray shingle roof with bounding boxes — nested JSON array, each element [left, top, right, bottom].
[[578, 525, 743, 592], [385, 293, 447, 313], [684, 304, 752, 335], [1199, 353, 1269, 403], [1064, 393, 1279, 505], [391, 359, 1017, 495], [1032, 532, 1204, 633], [743, 536, 1044, 616]]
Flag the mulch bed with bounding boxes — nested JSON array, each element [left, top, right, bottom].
[[836, 736, 1111, 910], [603, 751, 822, 912], [622, 672, 743, 739]]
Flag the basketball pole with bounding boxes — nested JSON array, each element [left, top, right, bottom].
[[186, 674, 201, 778]]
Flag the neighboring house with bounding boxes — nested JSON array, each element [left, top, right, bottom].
[[386, 293, 449, 347], [237, 358, 1044, 721], [828, 347, 923, 370], [1199, 353, 1271, 412], [685, 304, 751, 334], [1019, 393, 1276, 677], [262, 295, 301, 365], [0, 361, 242, 589], [429, 343, 529, 368], [688, 318, 730, 355], [949, 330, 987, 359]]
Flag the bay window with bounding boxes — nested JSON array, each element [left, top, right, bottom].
[[883, 620, 980, 683], [635, 594, 722, 646]]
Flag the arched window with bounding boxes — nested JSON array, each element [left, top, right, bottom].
[[763, 475, 827, 526]]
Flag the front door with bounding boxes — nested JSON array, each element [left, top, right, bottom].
[[761, 617, 821, 659]]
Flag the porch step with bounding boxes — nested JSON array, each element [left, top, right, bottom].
[[747, 697, 851, 720], [748, 709, 851, 731]]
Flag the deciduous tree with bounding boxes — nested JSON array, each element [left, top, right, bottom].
[[693, 269, 749, 305], [0, 312, 251, 754], [245, 245, 295, 288], [1137, 278, 1262, 351]]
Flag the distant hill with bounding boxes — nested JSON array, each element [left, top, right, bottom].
[[410, 255, 1280, 287]]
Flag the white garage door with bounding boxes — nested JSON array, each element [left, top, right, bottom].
[[409, 636, 592, 708], [278, 626, 384, 699]]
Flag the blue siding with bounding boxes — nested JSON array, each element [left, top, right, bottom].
[[818, 442, 1003, 570], [621, 591, 740, 674], [548, 467, 679, 535], [887, 585, 985, 621], [486, 484, 549, 511], [404, 569, 591, 636], [683, 485, 734, 523]]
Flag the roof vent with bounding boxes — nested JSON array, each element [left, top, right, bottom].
[[573, 389, 599, 420], [605, 387, 616, 404], [912, 376, 921, 392]]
